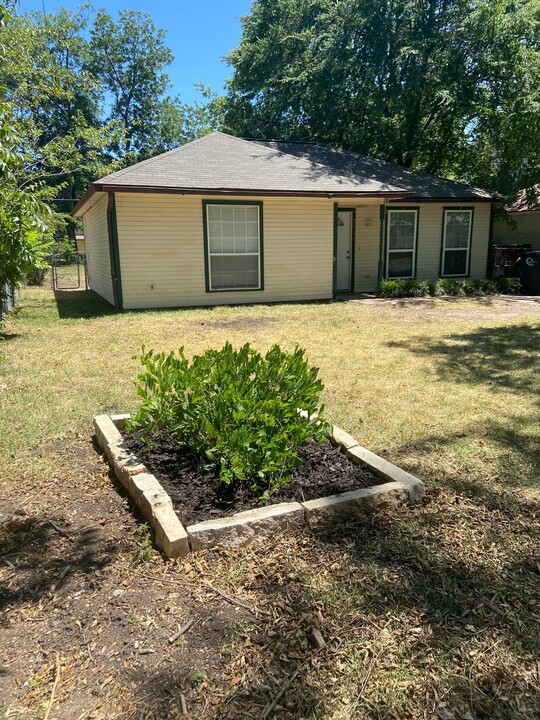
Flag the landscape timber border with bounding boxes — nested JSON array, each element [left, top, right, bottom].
[[93, 414, 424, 558]]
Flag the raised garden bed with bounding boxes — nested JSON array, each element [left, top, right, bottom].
[[94, 414, 424, 558], [121, 430, 382, 526]]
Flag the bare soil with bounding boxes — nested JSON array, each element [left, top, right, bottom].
[[0, 434, 254, 719], [121, 431, 380, 526]]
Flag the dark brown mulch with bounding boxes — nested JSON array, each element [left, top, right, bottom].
[[121, 430, 382, 526]]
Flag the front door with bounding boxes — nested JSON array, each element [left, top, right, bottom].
[[336, 210, 353, 292]]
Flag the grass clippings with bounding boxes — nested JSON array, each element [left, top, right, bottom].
[[1, 286, 539, 718]]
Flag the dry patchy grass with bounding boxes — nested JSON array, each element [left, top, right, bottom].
[[1, 287, 539, 719]]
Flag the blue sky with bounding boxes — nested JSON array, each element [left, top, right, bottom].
[[19, 0, 252, 104]]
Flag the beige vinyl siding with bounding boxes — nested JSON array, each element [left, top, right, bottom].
[[346, 202, 491, 292], [82, 193, 114, 305], [415, 203, 491, 279], [493, 213, 540, 249], [115, 193, 334, 309]]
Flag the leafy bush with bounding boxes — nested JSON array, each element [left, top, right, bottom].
[[127, 342, 330, 497], [495, 276, 521, 294], [377, 278, 430, 298], [463, 278, 498, 295], [430, 278, 467, 296], [380, 276, 522, 298]]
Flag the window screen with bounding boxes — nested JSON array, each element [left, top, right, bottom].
[[442, 210, 472, 277], [386, 210, 418, 278], [205, 204, 261, 290]]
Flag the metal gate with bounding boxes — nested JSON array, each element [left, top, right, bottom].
[[51, 252, 87, 290]]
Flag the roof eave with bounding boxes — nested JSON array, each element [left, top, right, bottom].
[[72, 182, 497, 209], [71, 185, 100, 217]]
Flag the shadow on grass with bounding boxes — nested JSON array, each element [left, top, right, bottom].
[[385, 413, 540, 511], [388, 323, 540, 396], [386, 322, 540, 503], [53, 289, 116, 319]]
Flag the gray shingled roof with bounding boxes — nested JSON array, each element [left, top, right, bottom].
[[91, 131, 495, 199]]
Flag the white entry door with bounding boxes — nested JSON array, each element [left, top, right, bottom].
[[336, 210, 353, 292]]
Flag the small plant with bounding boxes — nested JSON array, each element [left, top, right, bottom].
[[132, 522, 154, 564], [377, 278, 430, 298], [190, 671, 206, 687], [127, 342, 330, 498]]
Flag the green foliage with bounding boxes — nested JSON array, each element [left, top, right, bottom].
[[0, 5, 225, 229], [0, 9, 53, 309], [463, 279, 498, 295], [223, 0, 540, 199], [143, 84, 226, 158], [133, 523, 154, 565], [88, 9, 173, 156], [431, 277, 520, 296], [430, 278, 468, 296], [495, 276, 521, 294], [377, 279, 430, 298], [127, 342, 330, 497], [0, 8, 121, 205], [379, 277, 521, 298]]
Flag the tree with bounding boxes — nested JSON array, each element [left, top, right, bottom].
[[452, 0, 540, 198], [0, 8, 119, 214], [0, 2, 53, 311], [147, 84, 226, 157], [88, 9, 174, 157], [223, 0, 540, 198]]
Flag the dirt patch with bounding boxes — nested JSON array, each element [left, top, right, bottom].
[[197, 316, 278, 330], [121, 431, 380, 526], [351, 295, 540, 322], [0, 433, 251, 719]]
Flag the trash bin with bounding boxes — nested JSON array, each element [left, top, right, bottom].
[[517, 250, 540, 295]]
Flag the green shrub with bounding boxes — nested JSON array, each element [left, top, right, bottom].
[[381, 276, 521, 298], [463, 278, 498, 295], [377, 278, 430, 298], [431, 278, 467, 296], [127, 342, 331, 498], [495, 276, 521, 294]]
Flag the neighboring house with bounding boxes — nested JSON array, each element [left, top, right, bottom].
[[493, 185, 540, 249], [72, 132, 497, 310]]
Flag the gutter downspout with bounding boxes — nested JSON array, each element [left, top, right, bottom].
[[106, 192, 123, 311]]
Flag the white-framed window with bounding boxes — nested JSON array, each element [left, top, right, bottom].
[[441, 209, 473, 277], [386, 209, 418, 278], [204, 202, 262, 291]]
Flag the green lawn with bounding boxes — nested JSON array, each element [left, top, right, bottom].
[[1, 287, 539, 719]]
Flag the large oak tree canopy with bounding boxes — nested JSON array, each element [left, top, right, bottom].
[[223, 0, 540, 197]]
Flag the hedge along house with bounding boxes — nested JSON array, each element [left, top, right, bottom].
[[72, 131, 497, 310]]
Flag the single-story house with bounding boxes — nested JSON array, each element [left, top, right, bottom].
[[72, 131, 497, 310], [493, 185, 540, 249]]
